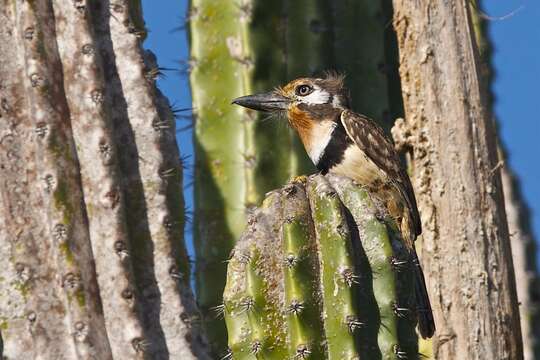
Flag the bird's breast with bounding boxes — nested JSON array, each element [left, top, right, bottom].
[[328, 145, 389, 185]]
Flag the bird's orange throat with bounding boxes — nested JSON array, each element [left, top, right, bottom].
[[288, 106, 315, 148], [287, 106, 339, 164]]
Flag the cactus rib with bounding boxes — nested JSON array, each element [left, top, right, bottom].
[[307, 177, 360, 359], [282, 186, 326, 359]]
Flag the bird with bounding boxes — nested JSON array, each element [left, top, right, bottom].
[[232, 73, 436, 339]]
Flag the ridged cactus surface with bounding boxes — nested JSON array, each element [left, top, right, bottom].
[[224, 174, 419, 359], [0, 1, 208, 358]]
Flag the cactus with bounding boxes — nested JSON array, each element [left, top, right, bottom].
[[189, 0, 312, 353], [224, 174, 419, 359], [331, 0, 394, 130], [0, 1, 208, 358]]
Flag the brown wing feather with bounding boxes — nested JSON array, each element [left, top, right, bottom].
[[340, 110, 422, 238]]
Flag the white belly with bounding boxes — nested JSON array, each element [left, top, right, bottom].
[[328, 146, 388, 185]]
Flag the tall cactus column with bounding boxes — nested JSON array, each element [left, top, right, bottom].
[[189, 1, 253, 353], [284, 0, 331, 176], [223, 175, 419, 359], [189, 0, 297, 354], [331, 0, 394, 129], [0, 1, 208, 358], [391, 1, 523, 358]]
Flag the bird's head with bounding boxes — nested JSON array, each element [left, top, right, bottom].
[[232, 73, 349, 127], [232, 74, 349, 163]]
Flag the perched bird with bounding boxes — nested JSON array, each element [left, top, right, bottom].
[[232, 73, 435, 338]]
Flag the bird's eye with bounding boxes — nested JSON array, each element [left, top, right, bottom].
[[295, 85, 313, 96]]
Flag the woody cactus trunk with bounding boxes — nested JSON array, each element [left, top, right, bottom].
[[0, 1, 208, 359], [223, 175, 420, 360], [189, 0, 396, 354]]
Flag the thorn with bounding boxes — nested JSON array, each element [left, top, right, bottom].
[[170, 104, 193, 115], [287, 300, 304, 315], [236, 251, 251, 264], [294, 344, 311, 359], [210, 304, 226, 319], [159, 167, 177, 178], [169, 265, 184, 280], [488, 159, 504, 177], [152, 118, 171, 131], [393, 302, 412, 319], [391, 256, 409, 272], [132, 337, 151, 353], [145, 67, 165, 81], [250, 340, 262, 354], [179, 154, 192, 170], [239, 297, 255, 314], [284, 254, 298, 268], [346, 315, 365, 332], [220, 348, 233, 360], [340, 267, 360, 287], [394, 344, 408, 359], [114, 241, 129, 259]]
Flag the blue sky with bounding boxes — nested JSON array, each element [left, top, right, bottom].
[[141, 0, 540, 260]]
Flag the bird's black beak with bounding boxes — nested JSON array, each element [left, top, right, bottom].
[[232, 91, 290, 112]]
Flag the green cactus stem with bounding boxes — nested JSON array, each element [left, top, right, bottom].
[[189, 1, 257, 352], [329, 176, 418, 359], [307, 177, 360, 359], [282, 202, 326, 359], [284, 0, 331, 176], [331, 1, 393, 129], [224, 174, 419, 360], [190, 0, 310, 354]]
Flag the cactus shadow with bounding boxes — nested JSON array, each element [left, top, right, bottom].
[[343, 207, 383, 360], [192, 139, 238, 356]]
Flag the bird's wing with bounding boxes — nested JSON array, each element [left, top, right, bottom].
[[340, 110, 422, 237]]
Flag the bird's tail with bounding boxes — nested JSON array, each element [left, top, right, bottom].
[[412, 251, 436, 338]]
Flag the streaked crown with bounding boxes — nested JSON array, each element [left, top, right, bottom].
[[277, 73, 350, 109]]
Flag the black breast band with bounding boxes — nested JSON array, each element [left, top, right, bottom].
[[316, 122, 352, 174]]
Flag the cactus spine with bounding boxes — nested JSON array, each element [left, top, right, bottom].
[[224, 175, 419, 359]]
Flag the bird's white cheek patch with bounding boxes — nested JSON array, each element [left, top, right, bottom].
[[302, 89, 330, 105]]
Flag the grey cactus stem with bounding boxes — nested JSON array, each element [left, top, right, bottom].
[[470, 2, 540, 358], [52, 2, 148, 358], [0, 0, 208, 358], [14, 1, 115, 358], [391, 0, 523, 357], [94, 1, 207, 358]]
